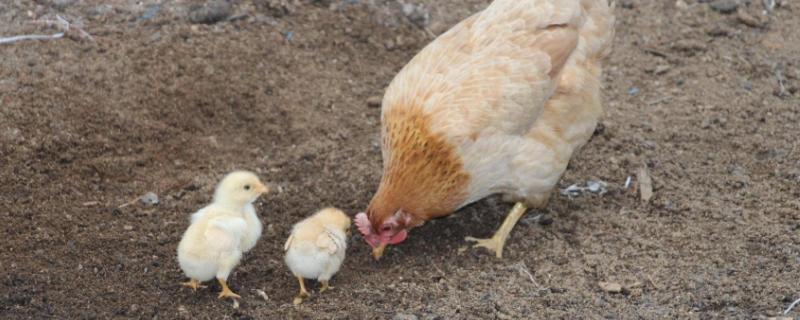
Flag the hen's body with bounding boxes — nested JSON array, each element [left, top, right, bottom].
[[360, 0, 615, 258]]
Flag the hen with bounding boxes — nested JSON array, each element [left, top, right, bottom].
[[356, 0, 615, 259]]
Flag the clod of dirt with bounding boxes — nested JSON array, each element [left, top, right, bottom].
[[736, 8, 767, 28], [646, 64, 672, 75], [366, 95, 382, 108], [672, 39, 708, 54], [598, 281, 622, 293], [188, 0, 233, 24], [619, 0, 635, 9], [709, 0, 740, 13]]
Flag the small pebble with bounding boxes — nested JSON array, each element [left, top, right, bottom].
[[140, 192, 159, 205], [628, 87, 640, 96], [393, 314, 418, 320], [188, 0, 233, 24], [709, 0, 739, 13], [598, 281, 622, 293]]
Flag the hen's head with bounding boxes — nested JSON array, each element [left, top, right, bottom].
[[355, 208, 420, 260]]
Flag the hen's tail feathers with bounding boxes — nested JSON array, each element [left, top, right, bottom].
[[579, 0, 616, 61]]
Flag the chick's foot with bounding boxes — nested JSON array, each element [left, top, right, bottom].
[[181, 279, 207, 291], [216, 278, 241, 300]]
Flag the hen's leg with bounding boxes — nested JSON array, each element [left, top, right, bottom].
[[181, 279, 207, 291], [293, 276, 310, 305], [465, 202, 528, 258]]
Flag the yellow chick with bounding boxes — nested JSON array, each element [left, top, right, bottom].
[[284, 208, 351, 305], [177, 171, 269, 299]]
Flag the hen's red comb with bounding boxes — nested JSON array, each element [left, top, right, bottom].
[[354, 212, 373, 236]]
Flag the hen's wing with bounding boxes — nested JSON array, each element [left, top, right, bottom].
[[382, 0, 583, 143]]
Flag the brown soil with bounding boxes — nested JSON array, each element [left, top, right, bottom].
[[1, 0, 799, 319]]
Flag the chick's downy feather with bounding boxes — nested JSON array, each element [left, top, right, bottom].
[[284, 208, 351, 282], [177, 171, 267, 284], [358, 0, 615, 245]]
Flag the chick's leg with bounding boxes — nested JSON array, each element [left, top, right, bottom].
[[216, 278, 241, 299], [181, 279, 207, 291], [293, 276, 310, 305], [319, 280, 334, 293], [465, 202, 528, 258]]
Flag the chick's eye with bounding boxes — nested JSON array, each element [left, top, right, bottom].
[[244, 185, 251, 190]]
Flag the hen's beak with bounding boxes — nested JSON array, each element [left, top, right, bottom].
[[372, 243, 387, 260]]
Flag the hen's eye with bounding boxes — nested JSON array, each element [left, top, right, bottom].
[[244, 185, 251, 190]]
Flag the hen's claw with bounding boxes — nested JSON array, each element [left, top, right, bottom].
[[465, 236, 504, 258], [464, 202, 528, 259]]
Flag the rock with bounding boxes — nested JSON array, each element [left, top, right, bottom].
[[654, 64, 671, 75], [140, 192, 159, 205], [598, 281, 622, 293], [138, 4, 161, 22], [628, 87, 640, 96], [619, 0, 635, 9], [392, 313, 418, 320], [401, 3, 430, 28], [51, 0, 75, 11], [709, 0, 739, 13], [188, 0, 233, 24], [366, 96, 382, 108], [124, 225, 134, 231]]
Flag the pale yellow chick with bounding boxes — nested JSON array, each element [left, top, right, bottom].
[[177, 171, 269, 299], [284, 208, 351, 305]]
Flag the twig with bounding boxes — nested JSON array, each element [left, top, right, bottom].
[[252, 289, 269, 302], [775, 65, 790, 98], [432, 263, 446, 278], [2, 15, 93, 45], [785, 296, 800, 315], [646, 96, 671, 105], [0, 33, 64, 44], [638, 164, 654, 203], [517, 263, 536, 284], [642, 47, 670, 58]]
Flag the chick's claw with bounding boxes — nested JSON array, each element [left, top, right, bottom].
[[216, 279, 241, 300], [181, 279, 207, 291], [319, 281, 334, 293]]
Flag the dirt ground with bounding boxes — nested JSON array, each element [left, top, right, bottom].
[[1, 0, 799, 318]]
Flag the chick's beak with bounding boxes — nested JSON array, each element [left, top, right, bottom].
[[372, 242, 387, 260], [255, 183, 270, 195]]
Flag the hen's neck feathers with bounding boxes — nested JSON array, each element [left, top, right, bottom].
[[368, 105, 470, 223]]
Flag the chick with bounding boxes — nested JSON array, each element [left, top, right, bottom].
[[284, 208, 351, 305], [177, 171, 269, 299]]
